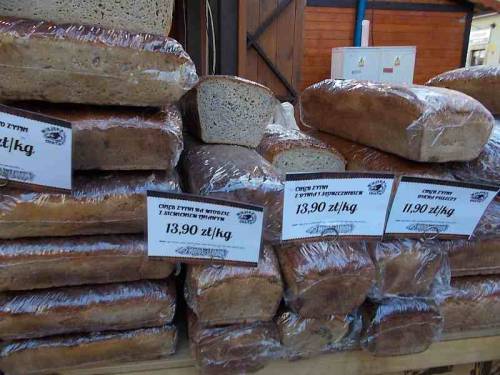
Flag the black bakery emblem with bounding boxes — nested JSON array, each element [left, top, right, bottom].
[[42, 127, 66, 146], [368, 180, 387, 195], [470, 191, 488, 203], [175, 246, 228, 260], [237, 210, 257, 224]]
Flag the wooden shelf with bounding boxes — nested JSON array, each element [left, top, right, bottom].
[[65, 334, 500, 375]]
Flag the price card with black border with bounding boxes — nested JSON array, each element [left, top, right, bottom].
[[385, 176, 499, 239], [0, 104, 72, 192], [147, 191, 265, 266], [281, 172, 395, 241]]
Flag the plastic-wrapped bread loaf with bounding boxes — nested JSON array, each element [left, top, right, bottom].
[[12, 102, 183, 171], [0, 325, 177, 375], [0, 17, 197, 106], [188, 312, 281, 375], [0, 235, 175, 292], [182, 143, 284, 241], [0, 280, 176, 340], [257, 124, 346, 174], [0, 171, 181, 239], [0, 0, 174, 36], [185, 246, 283, 326], [300, 79, 494, 162], [368, 239, 445, 298], [276, 241, 375, 317], [426, 66, 500, 115], [361, 297, 443, 356]]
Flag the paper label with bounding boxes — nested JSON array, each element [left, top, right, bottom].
[[0, 105, 72, 191], [281, 173, 395, 241], [147, 191, 265, 266], [385, 177, 499, 239]]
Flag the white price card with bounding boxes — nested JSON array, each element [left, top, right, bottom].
[[281, 172, 395, 241], [147, 191, 265, 266], [385, 176, 499, 239], [0, 104, 72, 192]]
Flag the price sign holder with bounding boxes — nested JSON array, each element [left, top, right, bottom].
[[281, 172, 396, 242], [384, 176, 499, 240], [0, 104, 72, 193], [147, 191, 265, 267]]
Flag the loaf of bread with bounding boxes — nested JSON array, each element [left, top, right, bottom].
[[185, 246, 283, 327], [276, 241, 375, 317], [257, 124, 346, 173], [445, 201, 499, 277], [361, 297, 442, 356], [437, 276, 500, 333], [188, 312, 281, 375], [12, 102, 183, 171], [0, 17, 197, 106], [182, 143, 284, 241], [0, 171, 181, 239], [180, 76, 275, 147], [0, 280, 176, 340], [0, 235, 175, 292], [0, 325, 177, 375], [368, 239, 445, 298], [0, 0, 174, 35], [300, 79, 494, 162], [427, 66, 500, 115]]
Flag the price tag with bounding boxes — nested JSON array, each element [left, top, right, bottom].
[[385, 176, 499, 239], [0, 104, 72, 192], [282, 172, 395, 241], [147, 191, 265, 266]]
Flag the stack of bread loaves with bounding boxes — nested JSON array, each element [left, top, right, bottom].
[[0, 3, 198, 374]]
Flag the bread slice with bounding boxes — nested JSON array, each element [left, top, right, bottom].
[[300, 79, 494, 162], [0, 0, 174, 35], [180, 76, 276, 147], [0, 17, 197, 106], [427, 66, 500, 115], [257, 124, 346, 173]]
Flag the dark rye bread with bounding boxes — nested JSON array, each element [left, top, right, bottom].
[[361, 297, 443, 356], [0, 280, 176, 340], [184, 246, 283, 327], [0, 235, 175, 292], [300, 79, 493, 162], [0, 17, 197, 106], [0, 171, 181, 239], [0, 0, 174, 35], [0, 325, 177, 375], [10, 102, 183, 171], [180, 76, 275, 147], [276, 241, 375, 317], [257, 124, 346, 174], [427, 66, 500, 115]]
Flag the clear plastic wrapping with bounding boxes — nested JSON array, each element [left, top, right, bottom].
[[0, 235, 175, 291], [10, 102, 184, 171], [437, 276, 500, 334], [182, 143, 284, 242], [426, 65, 500, 115], [276, 241, 375, 317], [185, 245, 283, 327], [0, 171, 181, 239], [0, 16, 198, 106], [188, 312, 282, 375], [368, 239, 447, 298], [361, 297, 443, 356], [0, 279, 176, 340], [300, 79, 494, 162], [0, 325, 177, 375]]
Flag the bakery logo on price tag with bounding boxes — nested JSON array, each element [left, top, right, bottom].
[[385, 177, 499, 239], [0, 104, 72, 192], [147, 191, 264, 266], [281, 172, 395, 241]]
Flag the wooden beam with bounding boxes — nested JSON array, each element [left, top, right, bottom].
[[238, 0, 247, 76], [307, 0, 472, 12]]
